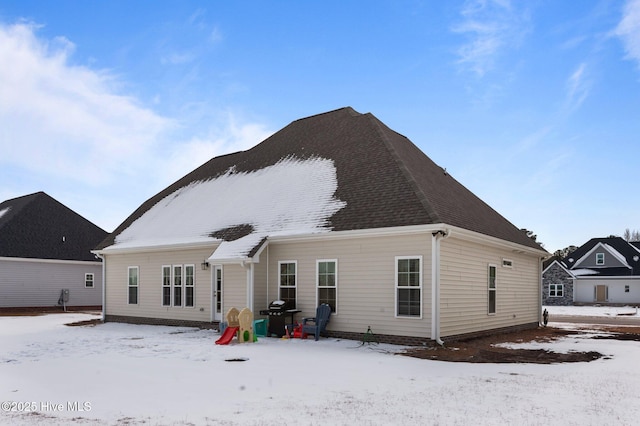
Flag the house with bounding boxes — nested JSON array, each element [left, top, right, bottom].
[[94, 107, 547, 344], [0, 192, 107, 310], [543, 237, 640, 306]]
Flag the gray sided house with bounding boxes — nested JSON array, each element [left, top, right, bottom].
[[543, 237, 640, 306], [0, 192, 107, 310], [95, 107, 547, 344]]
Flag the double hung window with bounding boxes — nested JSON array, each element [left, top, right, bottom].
[[128, 267, 139, 305], [279, 261, 297, 307], [396, 256, 422, 317], [488, 265, 497, 314], [317, 260, 337, 313]]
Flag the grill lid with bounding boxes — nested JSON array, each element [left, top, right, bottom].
[[268, 300, 294, 311]]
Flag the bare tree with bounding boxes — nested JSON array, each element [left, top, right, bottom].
[[623, 228, 640, 242], [520, 228, 544, 248], [553, 245, 577, 259]]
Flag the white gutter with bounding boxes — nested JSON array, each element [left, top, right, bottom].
[[431, 229, 450, 346]]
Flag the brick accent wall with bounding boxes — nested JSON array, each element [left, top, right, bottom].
[[542, 263, 574, 306]]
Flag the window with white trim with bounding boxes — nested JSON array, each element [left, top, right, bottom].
[[596, 252, 605, 265], [279, 261, 297, 307], [128, 266, 139, 305], [488, 265, 496, 314], [185, 265, 195, 307], [396, 256, 422, 317], [317, 260, 337, 313], [173, 265, 182, 307], [85, 273, 94, 288], [549, 283, 564, 297], [625, 285, 630, 293], [502, 259, 513, 268], [162, 266, 171, 306]]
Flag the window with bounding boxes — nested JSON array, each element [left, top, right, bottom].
[[85, 273, 94, 288], [128, 267, 139, 305], [185, 265, 195, 307], [317, 260, 337, 313], [162, 266, 171, 306], [279, 261, 297, 307], [396, 256, 422, 317], [488, 265, 496, 314], [173, 265, 183, 307], [162, 264, 195, 308], [596, 253, 605, 265], [502, 259, 513, 268], [625, 285, 630, 293], [549, 284, 564, 297]]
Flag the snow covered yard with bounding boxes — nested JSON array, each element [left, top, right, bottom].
[[1, 311, 639, 426]]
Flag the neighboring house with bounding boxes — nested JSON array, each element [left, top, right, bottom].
[[0, 192, 107, 310], [543, 237, 640, 306], [94, 107, 547, 344]]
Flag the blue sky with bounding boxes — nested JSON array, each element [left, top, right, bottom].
[[1, 1, 639, 253]]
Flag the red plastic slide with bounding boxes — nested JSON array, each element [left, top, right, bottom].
[[215, 326, 239, 345]]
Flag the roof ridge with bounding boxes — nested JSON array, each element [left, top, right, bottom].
[[366, 114, 441, 224], [291, 106, 360, 123]]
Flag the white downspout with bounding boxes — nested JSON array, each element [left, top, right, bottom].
[[95, 253, 106, 322], [241, 260, 254, 312], [266, 245, 270, 307], [431, 230, 450, 346]]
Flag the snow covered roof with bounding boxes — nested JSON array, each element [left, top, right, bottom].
[[97, 107, 546, 258], [111, 157, 346, 260]]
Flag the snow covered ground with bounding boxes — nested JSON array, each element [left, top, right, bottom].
[[1, 307, 639, 425]]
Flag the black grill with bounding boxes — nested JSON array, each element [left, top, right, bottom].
[[260, 300, 296, 337]]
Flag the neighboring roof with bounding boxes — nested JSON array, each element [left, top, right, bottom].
[[561, 237, 640, 277], [97, 107, 546, 257], [0, 192, 107, 261], [542, 259, 573, 276]]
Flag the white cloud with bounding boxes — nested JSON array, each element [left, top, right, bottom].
[[452, 0, 530, 77], [614, 0, 640, 69], [564, 62, 591, 113], [0, 22, 173, 185], [167, 114, 273, 184], [0, 21, 273, 232]]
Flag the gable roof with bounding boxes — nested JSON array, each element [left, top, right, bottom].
[[562, 237, 640, 276], [96, 107, 545, 257], [0, 192, 107, 262], [542, 259, 569, 275]]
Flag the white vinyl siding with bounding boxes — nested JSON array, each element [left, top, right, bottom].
[[395, 256, 422, 318], [317, 259, 337, 313], [439, 236, 540, 338], [128, 266, 139, 305], [103, 246, 217, 323], [265, 232, 432, 339], [0, 258, 103, 308]]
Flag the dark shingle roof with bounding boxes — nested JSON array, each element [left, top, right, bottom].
[[562, 237, 640, 276], [0, 192, 108, 261], [97, 107, 545, 251]]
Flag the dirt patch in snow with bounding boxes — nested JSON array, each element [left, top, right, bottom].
[[402, 325, 640, 364], [65, 318, 103, 327]]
